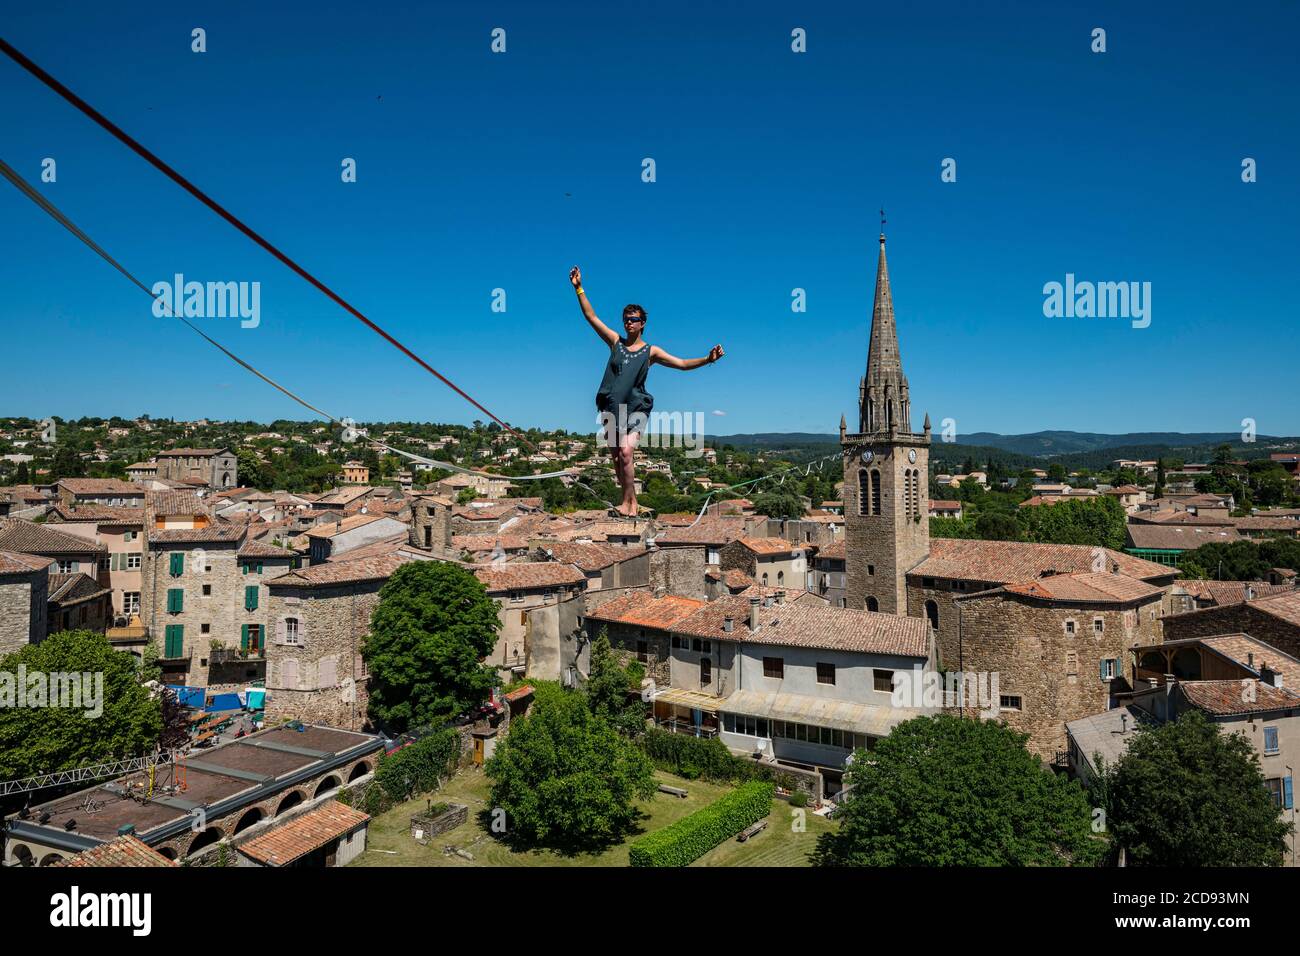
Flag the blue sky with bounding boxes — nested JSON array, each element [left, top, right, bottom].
[[1, 1, 1296, 438]]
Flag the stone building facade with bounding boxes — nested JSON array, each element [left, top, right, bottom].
[[263, 558, 405, 730], [142, 528, 295, 687], [949, 575, 1166, 759], [154, 447, 238, 489], [408, 493, 455, 553], [1160, 592, 1300, 662], [0, 551, 50, 654]]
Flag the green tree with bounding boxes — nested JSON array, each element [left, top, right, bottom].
[[1107, 711, 1292, 866], [584, 629, 647, 736], [1018, 496, 1126, 549], [812, 715, 1103, 866], [486, 683, 656, 851], [363, 562, 502, 732], [750, 491, 805, 520], [0, 631, 163, 778]]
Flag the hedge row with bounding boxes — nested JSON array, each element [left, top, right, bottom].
[[374, 728, 462, 804], [641, 728, 769, 783], [629, 781, 774, 867]]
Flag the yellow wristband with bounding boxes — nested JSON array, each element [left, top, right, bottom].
[[576, 287, 586, 296]]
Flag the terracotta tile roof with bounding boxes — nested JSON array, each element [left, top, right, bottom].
[[1000, 572, 1163, 604], [57, 478, 144, 495], [473, 562, 586, 592], [315, 486, 376, 506], [238, 538, 298, 559], [1139, 510, 1234, 526], [1246, 591, 1300, 629], [146, 490, 209, 517], [53, 835, 177, 868], [928, 499, 963, 511], [48, 504, 145, 524], [454, 504, 516, 521], [654, 512, 702, 527], [912, 539, 1174, 585], [1199, 634, 1300, 689], [270, 552, 411, 587], [735, 536, 808, 556], [584, 591, 708, 630], [815, 541, 847, 561], [705, 568, 757, 590], [1178, 679, 1300, 716], [454, 534, 529, 553], [1107, 485, 1142, 495], [737, 584, 811, 603], [148, 527, 245, 544], [671, 595, 930, 658], [0, 518, 106, 555], [1179, 581, 1294, 606], [236, 802, 370, 866], [547, 520, 645, 544], [0, 549, 54, 575], [653, 517, 747, 546], [1232, 516, 1300, 532], [536, 541, 646, 572], [48, 572, 110, 604], [1125, 524, 1240, 551], [307, 514, 386, 538]]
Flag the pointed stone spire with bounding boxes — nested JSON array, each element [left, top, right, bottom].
[[839, 413, 847, 441], [860, 231, 911, 434]]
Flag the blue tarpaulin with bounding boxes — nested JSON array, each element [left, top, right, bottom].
[[206, 693, 243, 713], [246, 688, 266, 710], [168, 685, 206, 709]]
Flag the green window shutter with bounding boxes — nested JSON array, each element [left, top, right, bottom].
[[165, 625, 184, 658], [168, 552, 180, 576], [242, 563, 249, 575], [167, 588, 184, 613], [241, 624, 250, 651], [245, 585, 259, 611], [256, 562, 264, 575]]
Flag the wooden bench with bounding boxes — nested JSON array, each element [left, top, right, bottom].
[[658, 784, 689, 799], [737, 819, 768, 842]]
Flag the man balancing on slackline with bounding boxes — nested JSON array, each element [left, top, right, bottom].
[[570, 265, 724, 518]]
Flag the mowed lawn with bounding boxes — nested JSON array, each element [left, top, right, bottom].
[[349, 767, 835, 867]]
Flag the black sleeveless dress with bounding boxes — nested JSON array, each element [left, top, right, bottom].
[[595, 338, 654, 424]]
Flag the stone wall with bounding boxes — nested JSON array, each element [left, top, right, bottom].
[[648, 546, 705, 601], [264, 580, 379, 730], [948, 591, 1164, 759], [1162, 603, 1300, 661], [0, 570, 44, 655], [143, 539, 292, 687]]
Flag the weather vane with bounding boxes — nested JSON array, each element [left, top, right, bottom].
[[880, 207, 887, 233]]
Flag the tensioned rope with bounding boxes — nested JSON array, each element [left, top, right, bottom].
[[0, 36, 531, 451], [0, 156, 589, 498]]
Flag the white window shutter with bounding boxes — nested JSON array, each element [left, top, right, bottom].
[[275, 618, 287, 644], [318, 656, 337, 689], [267, 660, 280, 688], [284, 659, 299, 690]]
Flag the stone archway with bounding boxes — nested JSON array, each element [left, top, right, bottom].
[[188, 826, 224, 856], [233, 807, 265, 835], [39, 852, 67, 867], [314, 775, 341, 798], [347, 761, 371, 783], [276, 790, 305, 816]]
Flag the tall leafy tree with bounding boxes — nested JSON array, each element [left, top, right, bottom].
[[0, 631, 163, 779], [1106, 711, 1292, 866], [363, 561, 502, 732], [486, 683, 656, 851], [584, 629, 647, 736], [812, 715, 1103, 866]]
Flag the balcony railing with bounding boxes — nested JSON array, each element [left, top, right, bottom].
[[655, 718, 719, 739], [210, 647, 265, 663]]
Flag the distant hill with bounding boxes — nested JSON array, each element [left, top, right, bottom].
[[709, 430, 1300, 469]]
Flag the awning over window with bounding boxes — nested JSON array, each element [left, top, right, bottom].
[[719, 689, 924, 736]]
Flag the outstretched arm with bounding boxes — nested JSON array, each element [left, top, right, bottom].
[[569, 266, 619, 348], [650, 344, 724, 370]]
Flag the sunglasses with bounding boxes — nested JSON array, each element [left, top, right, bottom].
[[623, 316, 645, 323]]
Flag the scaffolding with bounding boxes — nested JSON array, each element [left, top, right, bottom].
[[0, 750, 186, 797]]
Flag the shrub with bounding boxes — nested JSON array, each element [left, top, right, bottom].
[[374, 729, 462, 804], [641, 728, 768, 784], [629, 781, 774, 867], [789, 790, 808, 808]]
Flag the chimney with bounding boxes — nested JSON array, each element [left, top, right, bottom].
[[775, 589, 785, 605], [1261, 664, 1283, 689], [1248, 652, 1254, 669], [763, 594, 773, 609], [723, 616, 734, 633], [1245, 585, 1255, 601], [748, 596, 760, 632]]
